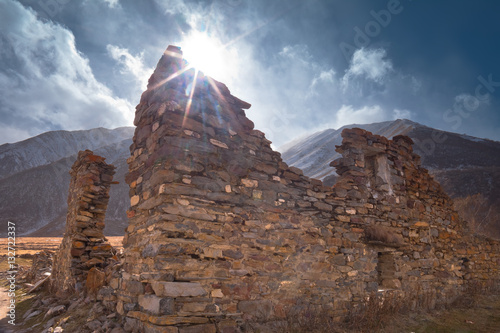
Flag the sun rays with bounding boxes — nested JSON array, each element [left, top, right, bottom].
[[179, 31, 237, 83]]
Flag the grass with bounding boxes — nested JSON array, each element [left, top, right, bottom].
[[56, 302, 94, 333], [243, 282, 500, 333], [0, 256, 33, 272], [389, 294, 500, 333]]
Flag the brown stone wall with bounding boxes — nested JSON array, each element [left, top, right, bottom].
[[51, 149, 116, 295], [332, 128, 500, 303], [116, 46, 499, 332]]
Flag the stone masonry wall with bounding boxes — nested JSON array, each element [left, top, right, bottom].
[[117, 46, 500, 332], [332, 128, 500, 303], [51, 150, 116, 296]]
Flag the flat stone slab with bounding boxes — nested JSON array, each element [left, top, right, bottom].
[[151, 282, 207, 297]]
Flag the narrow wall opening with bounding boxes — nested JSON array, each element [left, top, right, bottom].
[[377, 251, 401, 291], [365, 153, 393, 195]]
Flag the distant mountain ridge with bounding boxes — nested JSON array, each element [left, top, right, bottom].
[[0, 127, 134, 236], [280, 119, 500, 180], [0, 127, 133, 180], [279, 119, 418, 180]]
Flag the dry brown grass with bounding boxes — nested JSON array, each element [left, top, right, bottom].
[[454, 194, 500, 239], [243, 283, 500, 333]]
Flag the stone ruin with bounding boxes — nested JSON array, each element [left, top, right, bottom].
[[50, 149, 116, 296], [47, 46, 500, 332], [110, 46, 500, 332]]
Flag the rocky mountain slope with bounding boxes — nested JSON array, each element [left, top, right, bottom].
[[0, 127, 134, 236]]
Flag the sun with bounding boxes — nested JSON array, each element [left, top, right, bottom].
[[179, 31, 237, 83]]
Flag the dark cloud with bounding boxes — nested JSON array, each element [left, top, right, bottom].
[[1, 0, 499, 146]]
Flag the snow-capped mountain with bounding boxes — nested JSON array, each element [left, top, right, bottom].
[[0, 127, 134, 236]]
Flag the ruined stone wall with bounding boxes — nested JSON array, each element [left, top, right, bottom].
[[116, 46, 500, 332], [332, 128, 500, 303], [51, 150, 116, 296]]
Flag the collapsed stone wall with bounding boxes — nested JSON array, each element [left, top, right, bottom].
[[51, 150, 116, 296], [332, 128, 500, 302], [116, 46, 500, 332]]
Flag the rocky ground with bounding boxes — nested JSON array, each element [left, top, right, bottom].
[[0, 251, 125, 333]]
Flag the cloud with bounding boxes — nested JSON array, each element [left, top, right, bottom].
[[393, 108, 412, 119], [343, 48, 393, 85], [107, 44, 153, 92], [334, 104, 386, 127], [308, 69, 336, 97], [0, 0, 133, 143], [454, 93, 489, 112], [8, 0, 488, 148], [102, 0, 119, 8], [0, 126, 33, 145]]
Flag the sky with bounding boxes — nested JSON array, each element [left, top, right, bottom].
[[1, 0, 500, 147]]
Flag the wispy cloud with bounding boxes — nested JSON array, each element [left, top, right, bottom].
[[0, 0, 133, 143], [335, 104, 385, 127], [102, 0, 119, 8], [107, 44, 153, 92], [343, 48, 393, 85]]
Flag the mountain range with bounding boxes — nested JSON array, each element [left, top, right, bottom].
[[0, 127, 134, 236], [1, 119, 499, 238]]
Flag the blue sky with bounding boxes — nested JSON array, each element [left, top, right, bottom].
[[1, 0, 499, 146]]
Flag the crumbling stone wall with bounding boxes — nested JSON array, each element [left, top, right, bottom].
[[116, 46, 500, 332], [51, 149, 116, 296], [332, 129, 500, 302]]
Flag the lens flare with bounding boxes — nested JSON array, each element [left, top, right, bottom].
[[180, 31, 237, 82]]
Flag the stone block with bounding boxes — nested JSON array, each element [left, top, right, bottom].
[[139, 294, 161, 315], [238, 300, 273, 318], [144, 322, 178, 333], [179, 324, 217, 333], [148, 316, 209, 326], [151, 282, 207, 297], [124, 280, 145, 295]]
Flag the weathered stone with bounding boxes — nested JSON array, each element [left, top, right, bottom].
[[241, 178, 258, 187], [238, 300, 273, 317], [131, 195, 140, 206], [50, 150, 115, 296], [86, 267, 106, 295], [148, 316, 209, 326], [210, 138, 229, 149], [211, 289, 224, 298], [139, 294, 161, 315], [151, 282, 207, 297], [179, 324, 217, 333], [143, 322, 179, 333], [115, 46, 500, 333], [44, 305, 66, 319], [160, 298, 175, 315]]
